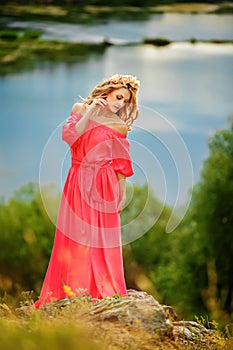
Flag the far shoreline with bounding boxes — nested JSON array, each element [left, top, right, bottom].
[[0, 3, 232, 75], [0, 34, 232, 76], [0, 3, 233, 27]]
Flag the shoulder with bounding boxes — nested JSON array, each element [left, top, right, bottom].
[[113, 122, 130, 136], [71, 102, 85, 115]]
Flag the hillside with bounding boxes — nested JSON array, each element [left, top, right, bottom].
[[1, 289, 231, 350]]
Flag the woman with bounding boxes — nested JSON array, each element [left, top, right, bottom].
[[34, 74, 140, 308]]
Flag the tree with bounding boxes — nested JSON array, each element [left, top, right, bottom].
[[189, 118, 233, 322], [0, 182, 58, 297], [126, 119, 233, 325]]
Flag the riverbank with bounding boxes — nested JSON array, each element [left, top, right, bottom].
[[0, 3, 233, 27], [0, 3, 232, 75], [1, 27, 232, 75], [0, 30, 109, 75]]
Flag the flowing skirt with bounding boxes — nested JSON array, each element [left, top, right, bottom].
[[34, 162, 127, 308]]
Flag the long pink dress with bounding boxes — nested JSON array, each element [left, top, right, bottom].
[[34, 112, 134, 308]]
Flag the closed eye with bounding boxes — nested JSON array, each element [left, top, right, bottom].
[[117, 95, 129, 103]]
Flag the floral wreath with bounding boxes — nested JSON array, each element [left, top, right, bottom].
[[109, 74, 140, 93]]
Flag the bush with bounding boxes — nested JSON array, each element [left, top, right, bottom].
[[23, 29, 43, 40], [143, 37, 171, 46], [0, 30, 19, 41]]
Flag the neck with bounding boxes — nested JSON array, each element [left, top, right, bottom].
[[101, 107, 117, 119]]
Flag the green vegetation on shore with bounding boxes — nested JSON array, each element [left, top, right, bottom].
[[0, 3, 233, 26], [0, 2, 232, 75], [0, 29, 108, 75], [1, 28, 232, 75], [143, 36, 233, 46], [0, 4, 152, 24]]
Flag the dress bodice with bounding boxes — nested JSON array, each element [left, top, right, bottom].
[[62, 113, 134, 177]]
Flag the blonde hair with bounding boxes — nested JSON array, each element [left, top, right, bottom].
[[83, 75, 140, 126]]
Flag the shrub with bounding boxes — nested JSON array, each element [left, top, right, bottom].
[[143, 37, 171, 46], [23, 29, 43, 40], [0, 30, 19, 41]]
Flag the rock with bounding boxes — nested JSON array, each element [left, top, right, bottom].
[[162, 305, 179, 322], [90, 289, 172, 335], [37, 289, 224, 348], [89, 289, 223, 347], [172, 320, 223, 347]]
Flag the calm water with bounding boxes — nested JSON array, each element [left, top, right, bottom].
[[9, 13, 233, 43], [1, 42, 232, 210]]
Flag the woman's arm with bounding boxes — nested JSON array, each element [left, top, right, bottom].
[[72, 99, 107, 135], [71, 102, 90, 135], [117, 173, 126, 213]]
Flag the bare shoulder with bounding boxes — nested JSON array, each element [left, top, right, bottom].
[[71, 102, 85, 114], [113, 122, 130, 135]]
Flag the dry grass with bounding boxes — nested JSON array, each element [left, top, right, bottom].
[[0, 294, 231, 350], [149, 3, 219, 14]]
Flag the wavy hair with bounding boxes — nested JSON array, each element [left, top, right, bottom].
[[82, 76, 140, 126]]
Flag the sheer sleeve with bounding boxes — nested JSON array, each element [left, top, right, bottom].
[[62, 112, 82, 147], [111, 137, 134, 177]]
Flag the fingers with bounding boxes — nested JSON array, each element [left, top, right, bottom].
[[92, 98, 108, 108]]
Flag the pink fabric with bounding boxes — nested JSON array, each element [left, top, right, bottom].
[[34, 113, 134, 308]]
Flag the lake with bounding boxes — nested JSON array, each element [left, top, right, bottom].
[[1, 15, 233, 224], [9, 13, 233, 43]]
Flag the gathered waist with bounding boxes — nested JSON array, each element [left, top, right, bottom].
[[71, 159, 113, 169], [70, 159, 115, 204]]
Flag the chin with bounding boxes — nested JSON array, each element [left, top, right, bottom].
[[109, 107, 118, 114]]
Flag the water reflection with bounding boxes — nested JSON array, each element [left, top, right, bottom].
[[103, 44, 233, 132]]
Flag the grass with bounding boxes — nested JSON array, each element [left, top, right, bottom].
[[1, 27, 232, 76], [0, 292, 232, 350], [0, 4, 151, 24], [0, 3, 232, 75], [148, 3, 222, 14], [0, 29, 108, 75], [0, 3, 233, 27]]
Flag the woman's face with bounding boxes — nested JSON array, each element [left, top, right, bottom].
[[106, 87, 131, 114]]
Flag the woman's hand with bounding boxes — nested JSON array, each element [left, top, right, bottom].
[[88, 98, 108, 111], [117, 193, 126, 213], [74, 98, 107, 134], [86, 98, 109, 121], [117, 174, 126, 213]]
